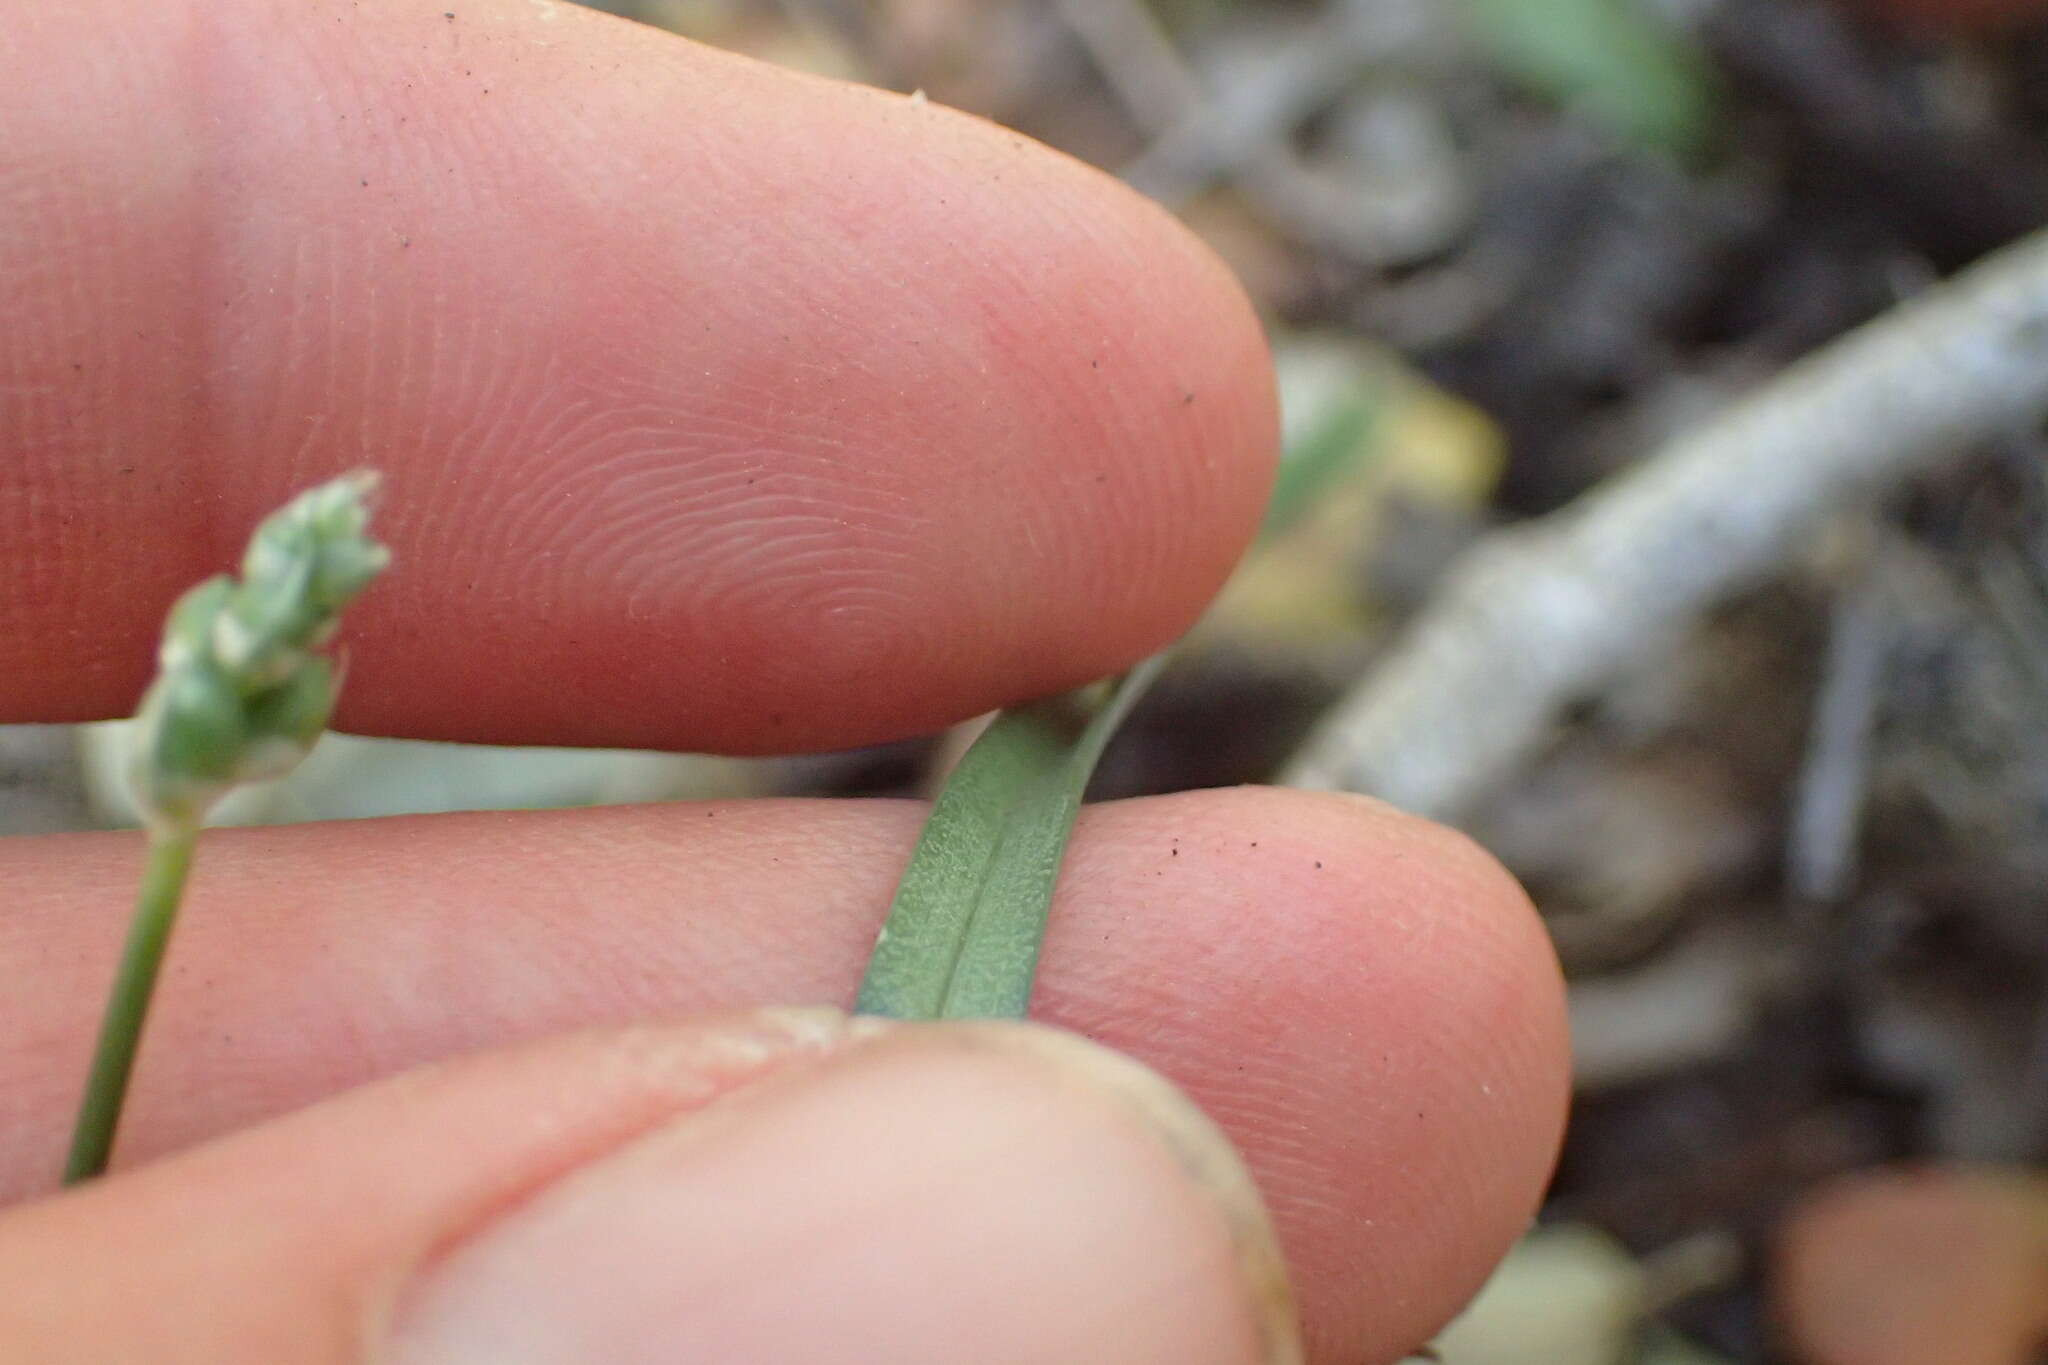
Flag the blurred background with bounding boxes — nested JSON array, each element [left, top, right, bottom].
[[10, 0, 2048, 1360]]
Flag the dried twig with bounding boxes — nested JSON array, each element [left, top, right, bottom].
[[1053, 0, 1200, 134], [1786, 532, 1890, 904], [1117, 0, 1439, 206], [1284, 226, 2048, 819]]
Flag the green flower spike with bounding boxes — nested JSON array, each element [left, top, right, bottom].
[[126, 471, 389, 833], [65, 472, 388, 1184]]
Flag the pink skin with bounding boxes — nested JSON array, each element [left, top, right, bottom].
[[0, 792, 1566, 1361], [5, 0, 1272, 751]]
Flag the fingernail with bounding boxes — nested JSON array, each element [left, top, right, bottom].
[[385, 1020, 1301, 1365]]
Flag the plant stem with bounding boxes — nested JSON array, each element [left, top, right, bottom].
[[63, 827, 197, 1185]]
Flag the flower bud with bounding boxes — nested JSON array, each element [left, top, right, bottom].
[[126, 473, 387, 832]]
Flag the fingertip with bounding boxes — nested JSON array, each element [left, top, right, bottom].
[[5, 0, 1278, 748], [389, 1020, 1300, 1365], [1047, 789, 1568, 1361], [9, 1011, 1299, 1365]]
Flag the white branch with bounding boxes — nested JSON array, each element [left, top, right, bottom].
[[1283, 226, 2048, 819]]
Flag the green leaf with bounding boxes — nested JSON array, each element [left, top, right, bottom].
[[1457, 0, 1717, 161], [1260, 394, 1377, 543], [856, 654, 1166, 1020]]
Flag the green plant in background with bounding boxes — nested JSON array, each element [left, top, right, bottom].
[[1259, 394, 1375, 543], [1457, 0, 1718, 162], [64, 473, 389, 1184]]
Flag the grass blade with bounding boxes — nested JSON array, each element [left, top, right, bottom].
[[856, 654, 1167, 1020]]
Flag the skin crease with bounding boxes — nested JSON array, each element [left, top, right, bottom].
[[1, 0, 1570, 1361]]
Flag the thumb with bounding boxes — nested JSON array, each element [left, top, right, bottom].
[[1, 1010, 1302, 1364]]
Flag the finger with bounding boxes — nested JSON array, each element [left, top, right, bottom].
[[1, 1014, 1303, 1365], [0, 789, 1567, 1360], [3, 0, 1276, 750]]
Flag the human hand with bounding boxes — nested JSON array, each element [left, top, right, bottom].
[[0, 2, 1569, 1360]]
